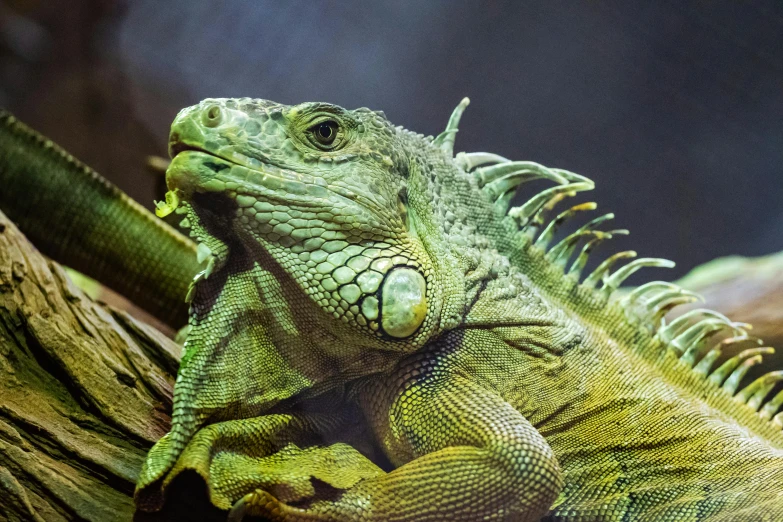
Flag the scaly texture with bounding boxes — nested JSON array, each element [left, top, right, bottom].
[[128, 97, 783, 521], [0, 110, 201, 328]]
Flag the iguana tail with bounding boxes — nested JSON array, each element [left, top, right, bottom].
[[0, 109, 199, 327]]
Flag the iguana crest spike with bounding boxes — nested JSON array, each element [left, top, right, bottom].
[[433, 97, 470, 155]]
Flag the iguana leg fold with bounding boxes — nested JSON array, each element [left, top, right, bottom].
[[233, 345, 563, 521], [137, 409, 385, 513]]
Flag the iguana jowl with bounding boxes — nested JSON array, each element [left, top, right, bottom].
[[131, 97, 783, 521], [2, 98, 783, 521]]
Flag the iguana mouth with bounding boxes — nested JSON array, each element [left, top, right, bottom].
[[169, 139, 251, 172], [168, 141, 208, 158], [166, 139, 314, 193], [165, 140, 391, 222]]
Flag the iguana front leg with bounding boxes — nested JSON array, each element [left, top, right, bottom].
[[233, 333, 563, 521]]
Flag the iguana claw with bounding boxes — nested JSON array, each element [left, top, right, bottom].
[[227, 494, 249, 522], [228, 490, 285, 522]]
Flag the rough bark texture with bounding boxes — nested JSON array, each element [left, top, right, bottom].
[[0, 204, 782, 521], [0, 208, 180, 522]]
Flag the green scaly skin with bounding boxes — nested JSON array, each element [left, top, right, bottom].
[[126, 97, 783, 521], [0, 109, 201, 328]]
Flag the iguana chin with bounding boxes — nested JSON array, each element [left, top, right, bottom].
[[130, 96, 783, 521]]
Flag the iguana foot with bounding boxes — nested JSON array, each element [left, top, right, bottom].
[[137, 409, 385, 515]]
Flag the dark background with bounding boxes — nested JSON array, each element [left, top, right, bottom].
[[1, 0, 781, 279]]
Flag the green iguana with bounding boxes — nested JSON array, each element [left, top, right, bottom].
[[2, 98, 783, 522]]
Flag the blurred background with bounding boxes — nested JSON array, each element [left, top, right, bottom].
[[0, 0, 781, 279]]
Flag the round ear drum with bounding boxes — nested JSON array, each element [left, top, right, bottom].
[[379, 267, 427, 338]]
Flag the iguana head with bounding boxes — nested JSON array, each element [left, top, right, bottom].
[[159, 98, 464, 351], [139, 98, 477, 498]]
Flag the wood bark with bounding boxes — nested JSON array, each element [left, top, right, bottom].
[[0, 205, 781, 521], [0, 209, 179, 521]]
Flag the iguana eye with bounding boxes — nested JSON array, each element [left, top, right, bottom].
[[308, 120, 340, 148]]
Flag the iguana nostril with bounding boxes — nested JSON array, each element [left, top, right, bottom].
[[202, 104, 223, 127]]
